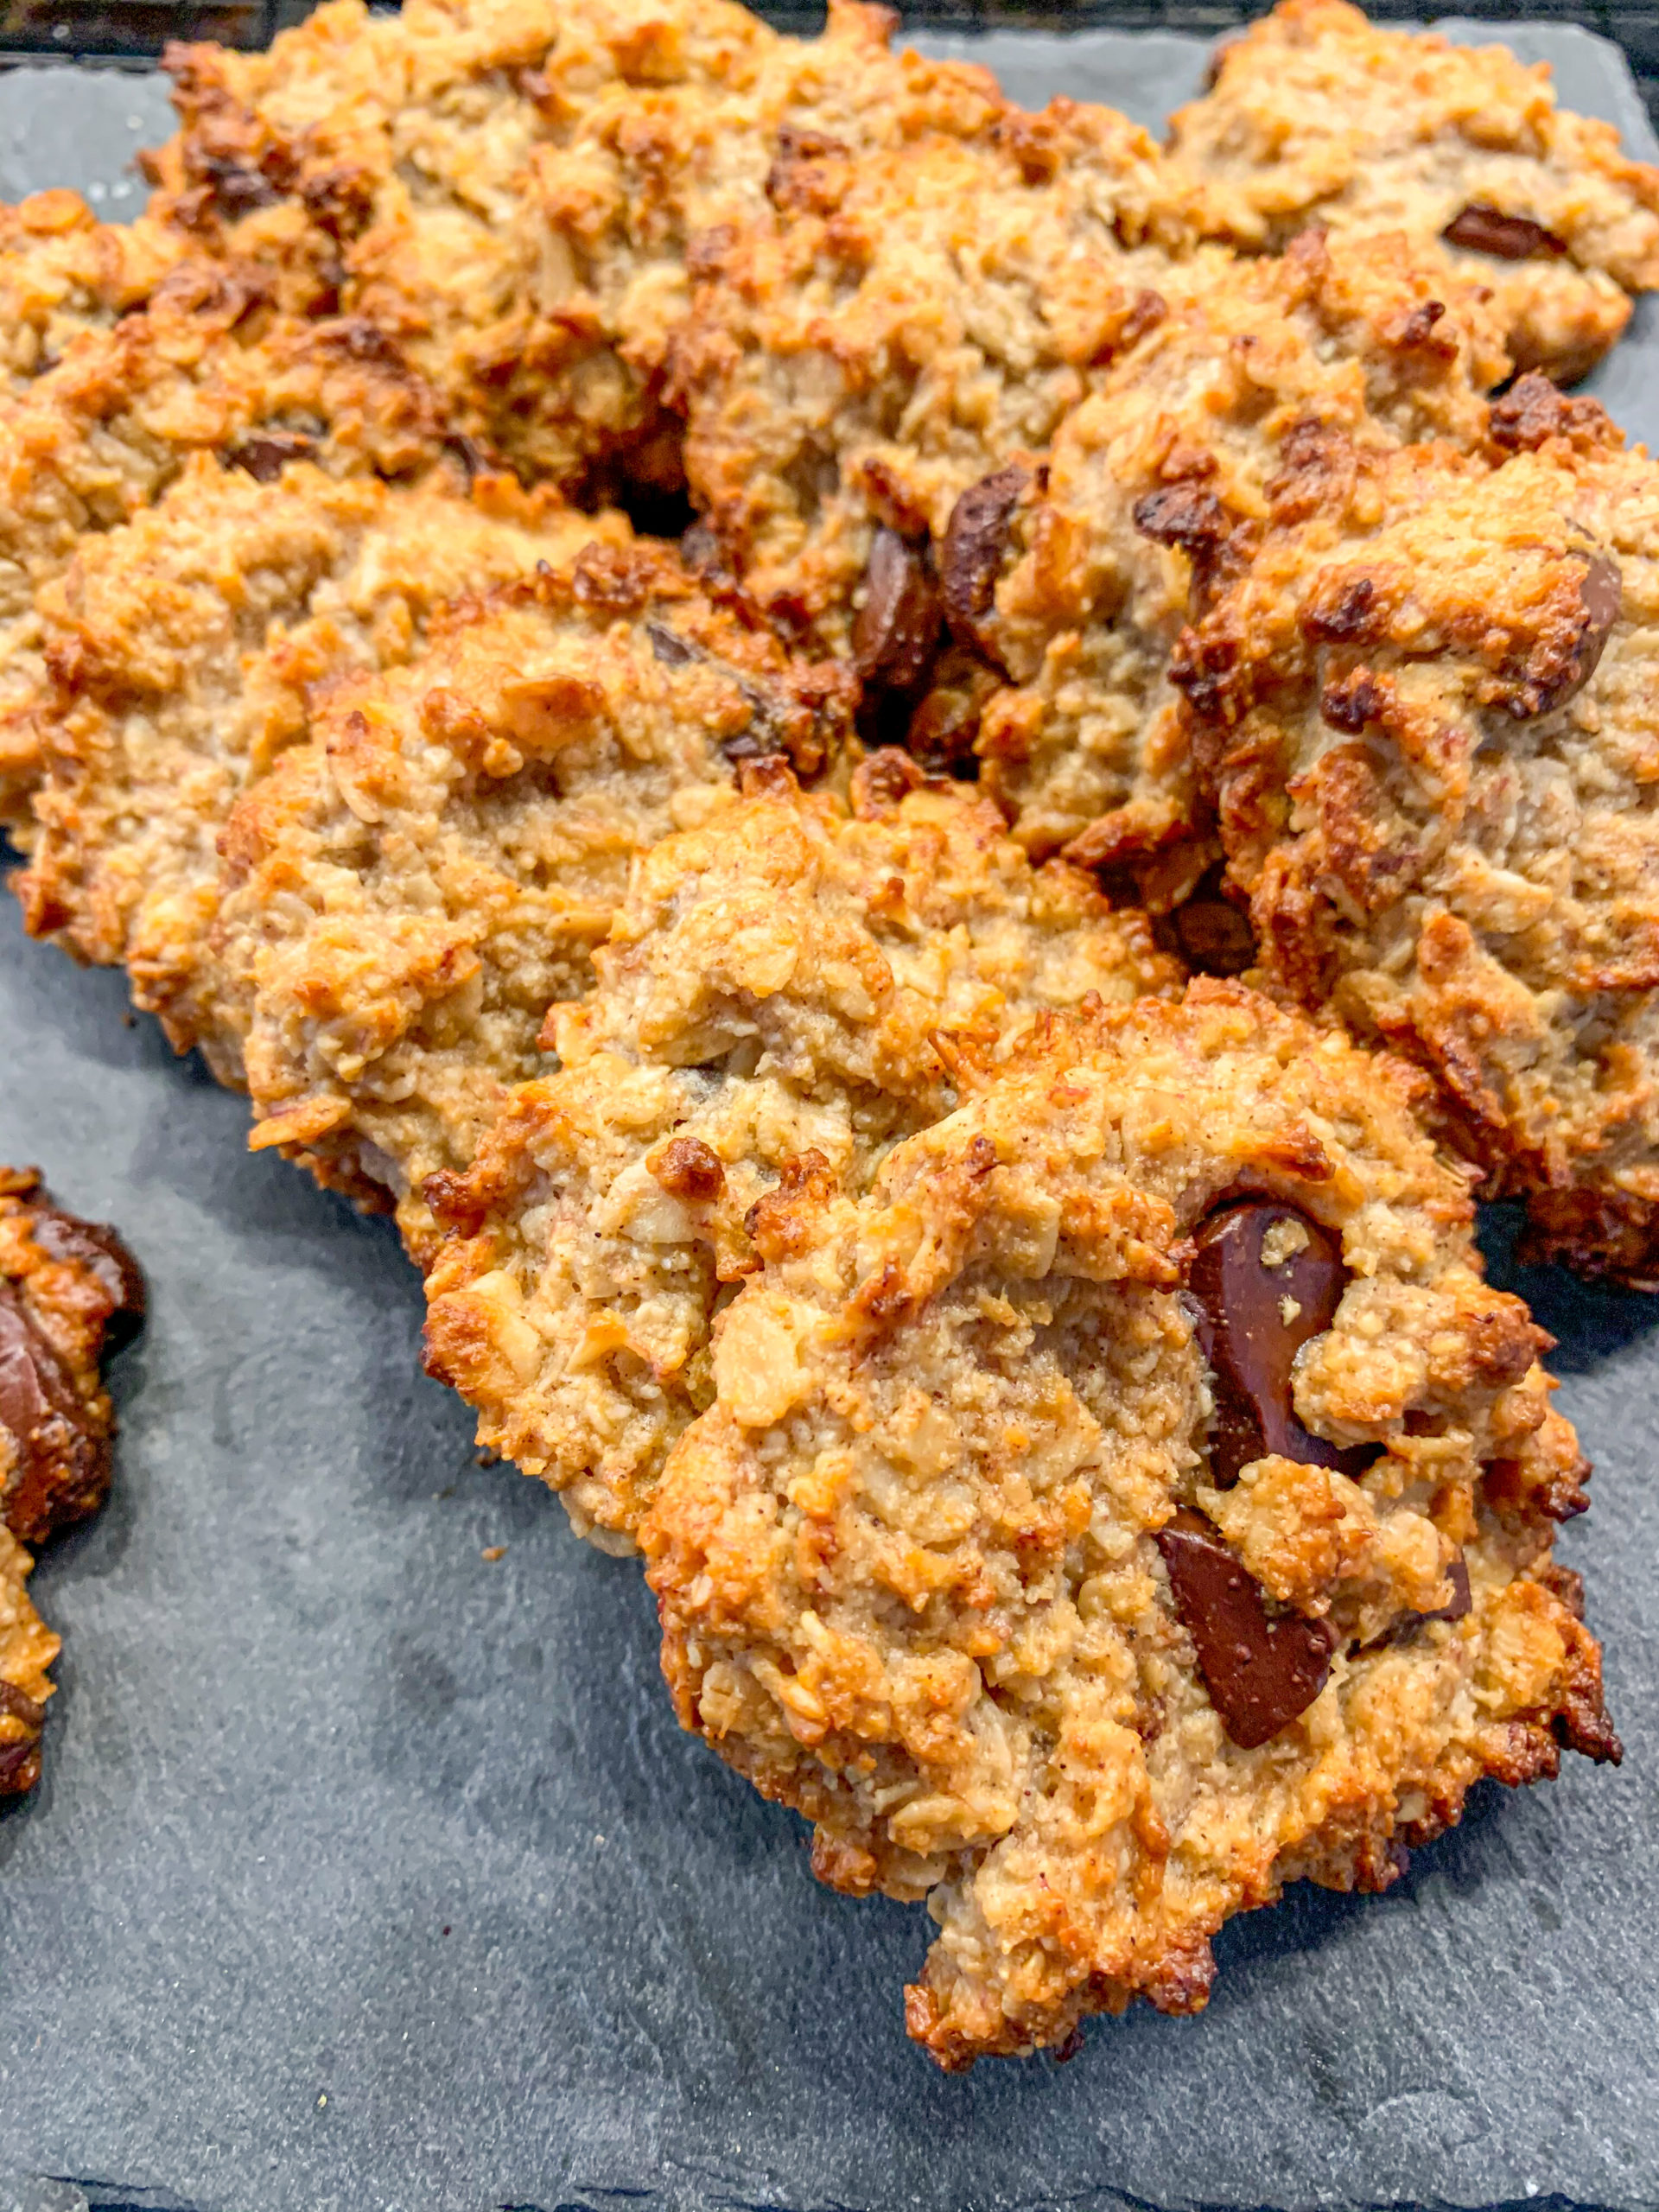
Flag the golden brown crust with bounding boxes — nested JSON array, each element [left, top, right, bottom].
[[16, 457, 629, 1086], [1174, 396, 1659, 1282], [641, 982, 1617, 2066], [421, 769, 1179, 1542], [214, 542, 857, 1248], [0, 257, 458, 827], [1167, 0, 1659, 380]]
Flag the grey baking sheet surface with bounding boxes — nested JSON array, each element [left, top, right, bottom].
[[1, 23, 1657, 2212]]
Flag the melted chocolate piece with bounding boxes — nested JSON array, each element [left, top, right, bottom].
[[939, 466, 1028, 667], [1187, 1199, 1369, 1488], [1493, 550, 1623, 721], [230, 431, 317, 484], [0, 1680, 46, 1798], [1157, 1512, 1336, 1749], [1442, 204, 1567, 260], [851, 529, 943, 697], [0, 1287, 111, 1546], [28, 1209, 147, 1353]]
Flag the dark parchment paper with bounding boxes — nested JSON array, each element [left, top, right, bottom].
[[0, 26, 1656, 2212]]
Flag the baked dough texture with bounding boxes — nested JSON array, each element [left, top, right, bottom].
[[1179, 378, 1659, 1283], [643, 983, 1618, 2065], [16, 457, 629, 1084], [422, 765, 1179, 1545], [215, 543, 856, 1247], [1167, 0, 1659, 382]]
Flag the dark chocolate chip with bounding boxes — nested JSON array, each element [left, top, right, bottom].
[[28, 1210, 146, 1354], [1187, 1199, 1369, 1489], [1166, 893, 1255, 977], [1156, 1512, 1336, 1749], [230, 432, 317, 484], [200, 157, 280, 220], [1358, 1552, 1472, 1653], [0, 1286, 110, 1546], [1132, 484, 1227, 557], [645, 620, 699, 669], [1442, 204, 1567, 260], [0, 1678, 44, 1797], [1494, 550, 1622, 721], [851, 529, 943, 697], [939, 466, 1029, 666]]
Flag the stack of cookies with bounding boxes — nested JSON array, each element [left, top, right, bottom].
[[1, 0, 1653, 2065]]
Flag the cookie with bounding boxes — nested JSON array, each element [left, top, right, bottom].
[[643, 982, 1618, 2065], [15, 454, 627, 1084], [422, 760, 1179, 1545], [0, 1166, 146, 1797], [142, 0, 1020, 495], [909, 231, 1503, 889], [1178, 378, 1659, 1283], [1168, 0, 1659, 382], [215, 543, 855, 1249], [0, 258, 454, 828]]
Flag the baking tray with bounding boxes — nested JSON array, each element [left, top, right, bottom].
[[1, 24, 1657, 2212]]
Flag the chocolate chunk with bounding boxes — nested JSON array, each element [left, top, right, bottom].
[[0, 1680, 46, 1798], [230, 432, 316, 484], [28, 1209, 147, 1353], [0, 1285, 111, 1546], [1187, 1199, 1369, 1488], [200, 156, 280, 220], [851, 529, 943, 697], [645, 620, 699, 669], [1165, 880, 1255, 977], [1494, 550, 1622, 721], [1156, 1511, 1336, 1749], [1443, 204, 1567, 260], [1132, 485, 1227, 558], [1359, 1553, 1473, 1654], [939, 466, 1029, 667]]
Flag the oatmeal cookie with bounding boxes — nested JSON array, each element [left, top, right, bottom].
[[899, 231, 1503, 883], [14, 455, 626, 1086], [643, 982, 1618, 2066], [421, 760, 1179, 1547], [670, 101, 1192, 656], [143, 0, 1024, 494], [0, 257, 454, 826], [1167, 0, 1659, 383], [214, 545, 855, 1249], [1180, 379, 1659, 1283], [0, 1166, 146, 1796]]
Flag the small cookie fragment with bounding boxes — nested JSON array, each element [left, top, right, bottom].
[[1168, 0, 1659, 380], [0, 1167, 145, 1796], [644, 983, 1617, 2065]]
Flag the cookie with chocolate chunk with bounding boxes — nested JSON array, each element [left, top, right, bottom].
[[0, 1167, 144, 1796], [1180, 386, 1659, 1285], [1167, 0, 1659, 382], [644, 982, 1618, 2067]]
